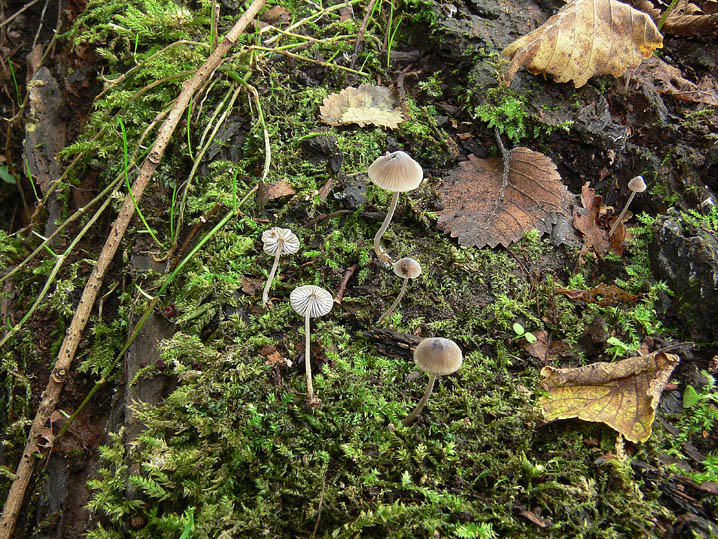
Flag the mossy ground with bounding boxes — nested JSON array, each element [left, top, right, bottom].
[[1, 0, 717, 536]]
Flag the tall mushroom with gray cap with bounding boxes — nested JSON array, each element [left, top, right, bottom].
[[262, 227, 300, 305], [608, 176, 647, 237], [403, 337, 463, 426], [369, 151, 423, 265], [290, 285, 333, 407], [377, 257, 422, 324]]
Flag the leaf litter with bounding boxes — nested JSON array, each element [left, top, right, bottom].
[[502, 0, 663, 88], [540, 351, 681, 442], [319, 84, 405, 128], [438, 145, 569, 248]]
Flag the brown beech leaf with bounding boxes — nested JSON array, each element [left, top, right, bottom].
[[319, 84, 404, 128], [540, 351, 680, 442], [437, 149, 568, 248], [556, 283, 639, 306], [502, 0, 663, 88]]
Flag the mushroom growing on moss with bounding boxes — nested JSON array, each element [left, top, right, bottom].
[[261, 227, 300, 306], [608, 176, 647, 237], [403, 337, 463, 426], [368, 151, 423, 266], [377, 257, 422, 324], [290, 285, 333, 407]]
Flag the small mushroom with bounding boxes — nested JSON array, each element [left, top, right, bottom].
[[377, 257, 422, 324], [368, 151, 423, 265], [262, 227, 300, 305], [290, 285, 333, 407], [608, 176, 647, 237], [402, 337, 463, 426]]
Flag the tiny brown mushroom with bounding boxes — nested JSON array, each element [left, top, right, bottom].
[[403, 337, 463, 426], [368, 151, 423, 266], [290, 285, 333, 407], [262, 227, 300, 305], [608, 176, 647, 237], [377, 257, 422, 324]]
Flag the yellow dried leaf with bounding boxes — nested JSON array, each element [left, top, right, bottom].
[[540, 351, 680, 442], [320, 84, 404, 129], [502, 0, 663, 88]]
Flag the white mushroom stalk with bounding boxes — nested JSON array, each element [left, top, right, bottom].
[[377, 257, 422, 324], [261, 227, 300, 306], [403, 337, 463, 426], [290, 285, 333, 407], [608, 176, 647, 237], [368, 151, 423, 266]]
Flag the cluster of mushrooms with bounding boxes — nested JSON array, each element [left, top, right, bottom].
[[259, 150, 462, 425]]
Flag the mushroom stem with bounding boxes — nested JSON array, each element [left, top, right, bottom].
[[377, 277, 409, 324], [373, 191, 400, 266], [402, 373, 436, 426], [608, 191, 636, 237], [262, 249, 282, 305], [304, 313, 315, 402]]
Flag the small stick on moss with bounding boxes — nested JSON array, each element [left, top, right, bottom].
[[350, 0, 379, 69], [334, 264, 358, 304], [0, 1, 267, 535]]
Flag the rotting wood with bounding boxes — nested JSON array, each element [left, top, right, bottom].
[[0, 0, 267, 535]]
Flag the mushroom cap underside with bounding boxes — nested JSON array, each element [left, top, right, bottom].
[[262, 227, 300, 255], [290, 285, 333, 318]]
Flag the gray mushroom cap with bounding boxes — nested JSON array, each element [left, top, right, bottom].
[[414, 337, 463, 376], [628, 176, 647, 193], [393, 257, 422, 279], [290, 285, 333, 318], [262, 227, 300, 255], [368, 151, 423, 192]]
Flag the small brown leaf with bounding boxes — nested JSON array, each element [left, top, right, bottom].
[[502, 0, 663, 88], [556, 283, 639, 306], [263, 180, 296, 201], [522, 330, 570, 363], [438, 149, 568, 248], [320, 84, 404, 129], [241, 277, 262, 296], [540, 351, 680, 442]]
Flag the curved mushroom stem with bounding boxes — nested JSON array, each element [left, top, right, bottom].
[[262, 250, 282, 305], [304, 313, 316, 404], [373, 191, 400, 266], [402, 373, 436, 426], [377, 277, 409, 324], [608, 191, 637, 237]]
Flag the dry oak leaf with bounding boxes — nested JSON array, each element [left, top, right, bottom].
[[319, 84, 404, 129], [502, 0, 663, 88], [573, 182, 629, 257], [437, 149, 569, 248], [540, 351, 680, 442], [556, 282, 639, 306], [632, 56, 718, 107]]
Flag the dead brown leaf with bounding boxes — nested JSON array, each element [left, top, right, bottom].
[[264, 179, 296, 201], [556, 283, 639, 306], [540, 351, 680, 442], [319, 84, 404, 129], [502, 0, 663, 88], [573, 182, 629, 257], [437, 149, 568, 248], [522, 330, 571, 363], [241, 277, 262, 296], [631, 56, 718, 106]]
